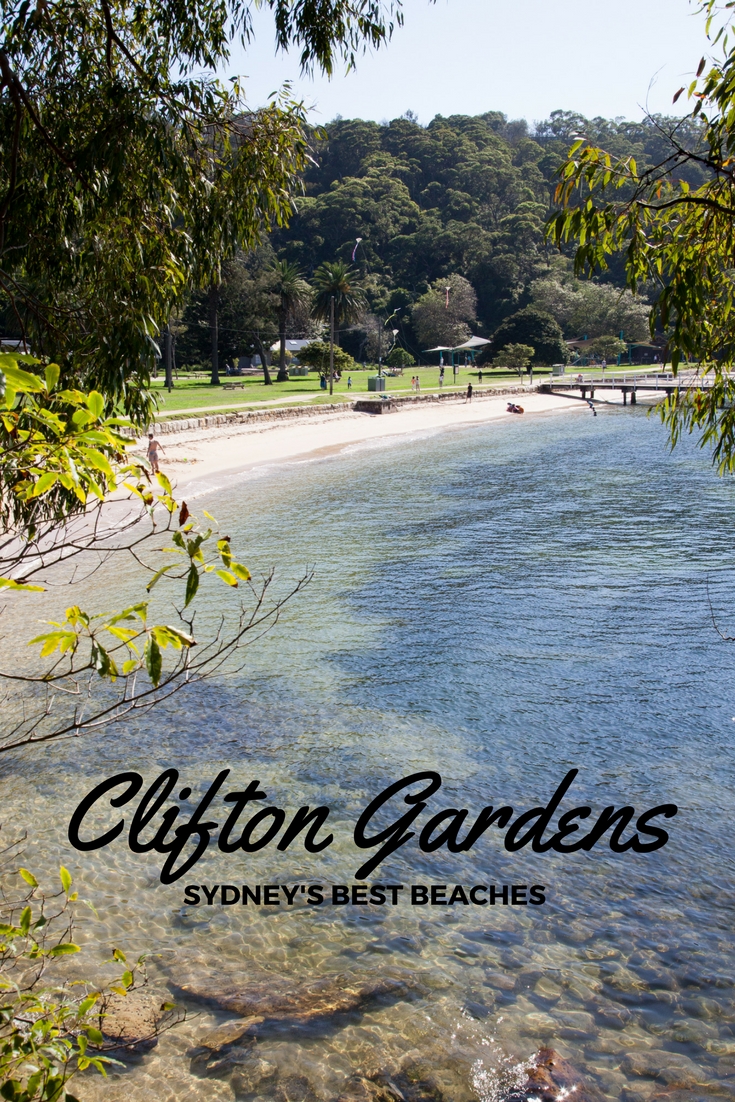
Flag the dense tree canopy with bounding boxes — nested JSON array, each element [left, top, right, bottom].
[[270, 108, 699, 357], [530, 278, 650, 341], [550, 2, 735, 469], [0, 0, 405, 422]]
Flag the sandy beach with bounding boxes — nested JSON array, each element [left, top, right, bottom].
[[138, 389, 594, 498]]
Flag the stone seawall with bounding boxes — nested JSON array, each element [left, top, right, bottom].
[[148, 385, 532, 437]]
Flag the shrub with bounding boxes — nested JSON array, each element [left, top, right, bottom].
[[298, 341, 355, 373], [494, 343, 535, 376], [385, 347, 415, 368], [587, 335, 627, 361]]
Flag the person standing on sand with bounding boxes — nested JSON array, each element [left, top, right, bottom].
[[147, 433, 165, 474], [465, 383, 473, 403]]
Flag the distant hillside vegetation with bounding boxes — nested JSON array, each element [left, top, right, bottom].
[[272, 110, 706, 354]]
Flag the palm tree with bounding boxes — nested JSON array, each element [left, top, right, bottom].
[[271, 260, 311, 382], [311, 261, 366, 394]]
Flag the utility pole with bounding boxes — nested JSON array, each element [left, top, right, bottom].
[[164, 324, 173, 393], [329, 295, 335, 396]]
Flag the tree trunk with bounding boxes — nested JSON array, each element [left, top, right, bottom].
[[276, 310, 288, 382], [329, 295, 334, 396], [209, 282, 220, 385], [255, 336, 272, 386], [164, 325, 173, 392]]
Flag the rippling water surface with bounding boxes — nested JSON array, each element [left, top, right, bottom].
[[2, 405, 735, 1102]]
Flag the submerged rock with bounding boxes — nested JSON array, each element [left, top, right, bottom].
[[98, 990, 165, 1050], [335, 1063, 445, 1102], [175, 970, 412, 1023], [620, 1052, 705, 1080], [229, 1057, 278, 1095], [591, 1002, 631, 1029], [184, 971, 415, 1073], [505, 1047, 607, 1102]]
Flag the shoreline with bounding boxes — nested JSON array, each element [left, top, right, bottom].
[[139, 390, 598, 498]]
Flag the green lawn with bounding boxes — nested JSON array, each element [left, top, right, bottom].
[[151, 365, 549, 419], [150, 363, 666, 420]]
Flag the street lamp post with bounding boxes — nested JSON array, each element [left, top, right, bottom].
[[377, 312, 398, 377]]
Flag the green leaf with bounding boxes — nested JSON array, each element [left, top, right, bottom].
[[19, 906, 32, 935], [2, 362, 45, 392], [86, 391, 105, 418], [151, 625, 195, 649], [79, 448, 115, 479], [18, 868, 38, 887], [0, 577, 45, 592], [78, 994, 100, 1016], [47, 942, 80, 957], [45, 363, 61, 392], [145, 637, 162, 686], [215, 569, 238, 587], [60, 866, 72, 893], [184, 564, 199, 607], [29, 630, 78, 658], [32, 471, 59, 497], [146, 565, 174, 592]]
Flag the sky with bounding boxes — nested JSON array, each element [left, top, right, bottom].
[[223, 0, 709, 127]]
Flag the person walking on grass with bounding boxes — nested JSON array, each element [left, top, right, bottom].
[[147, 433, 165, 475], [347, 376, 352, 390], [415, 374, 421, 393], [465, 383, 473, 403]]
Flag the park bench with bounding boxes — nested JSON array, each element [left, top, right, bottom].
[[223, 382, 245, 390]]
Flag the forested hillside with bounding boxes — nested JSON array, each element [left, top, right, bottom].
[[177, 109, 707, 370], [272, 109, 706, 353]]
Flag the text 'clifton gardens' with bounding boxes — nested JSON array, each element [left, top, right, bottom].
[[66, 768, 678, 884]]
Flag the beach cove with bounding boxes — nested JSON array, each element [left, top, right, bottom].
[[140, 390, 595, 495]]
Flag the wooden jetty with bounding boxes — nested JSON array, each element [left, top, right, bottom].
[[539, 372, 709, 405]]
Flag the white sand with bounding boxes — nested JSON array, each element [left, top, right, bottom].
[[138, 390, 590, 499]]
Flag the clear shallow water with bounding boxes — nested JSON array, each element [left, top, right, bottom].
[[2, 405, 735, 1102]]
